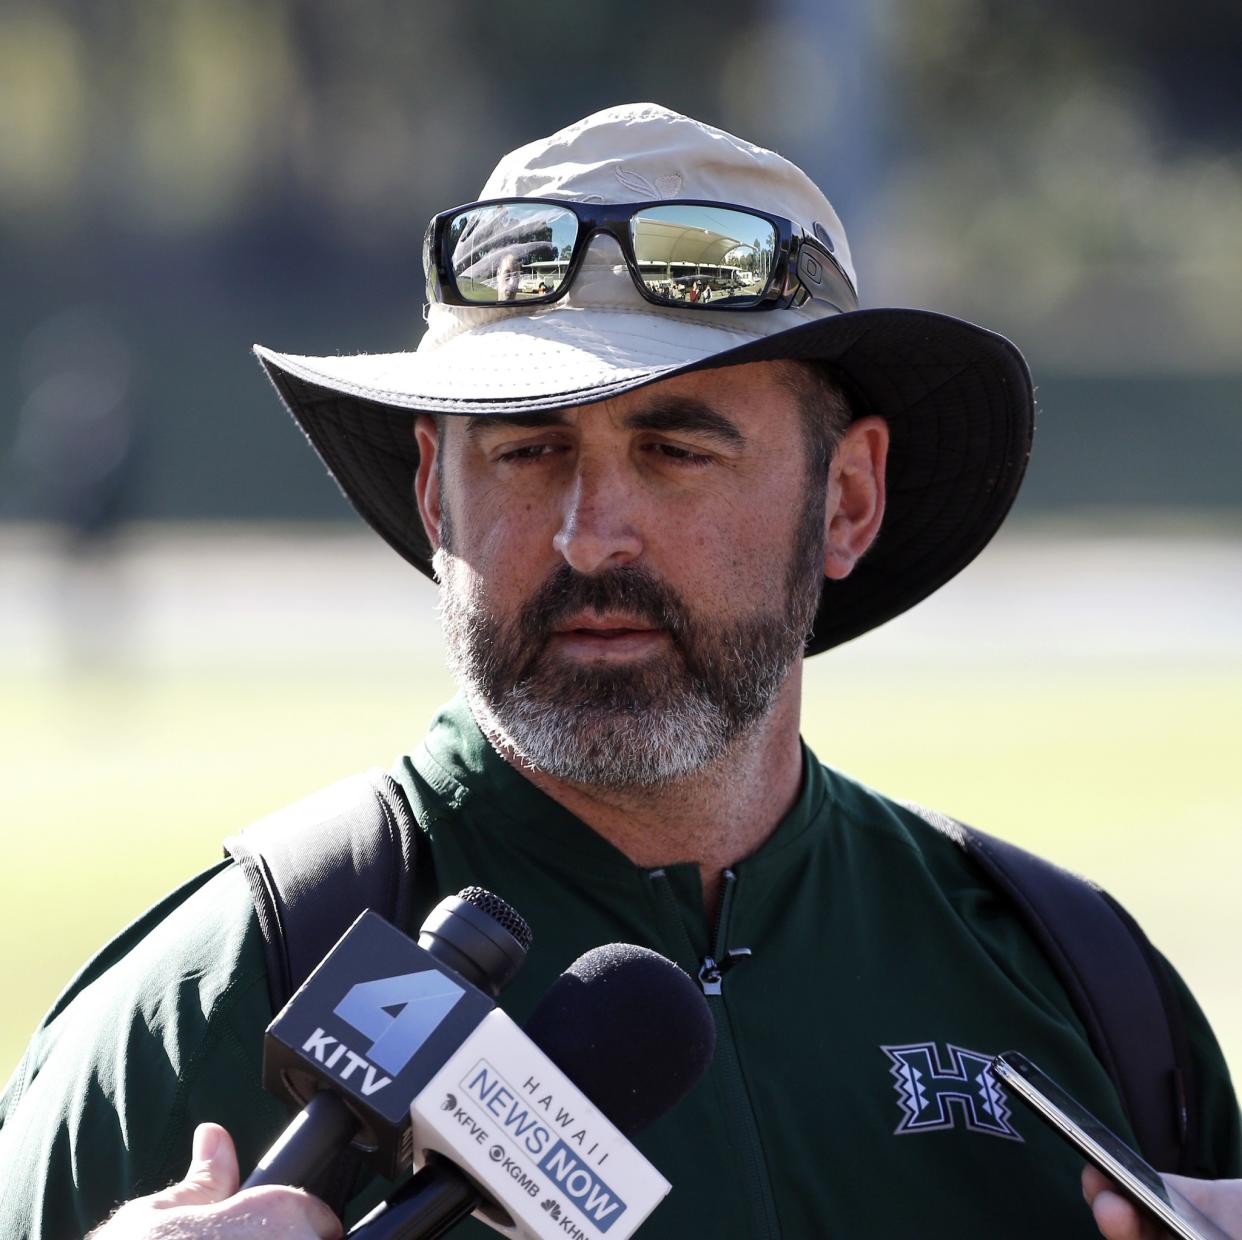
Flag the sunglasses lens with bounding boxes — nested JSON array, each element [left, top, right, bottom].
[[445, 203, 578, 303], [630, 205, 777, 307]]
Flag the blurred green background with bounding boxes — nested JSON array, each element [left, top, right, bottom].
[[2, 0, 1241, 1096]]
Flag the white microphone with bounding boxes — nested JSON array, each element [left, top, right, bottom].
[[350, 944, 716, 1240]]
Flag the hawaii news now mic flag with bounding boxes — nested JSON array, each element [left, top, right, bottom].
[[408, 1008, 670, 1239]]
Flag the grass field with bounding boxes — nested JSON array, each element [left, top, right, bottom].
[[3, 525, 1241, 1099]]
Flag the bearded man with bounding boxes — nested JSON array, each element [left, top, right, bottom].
[[2, 104, 1238, 1240]]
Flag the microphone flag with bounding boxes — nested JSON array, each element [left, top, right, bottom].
[[262, 909, 496, 1179], [408, 1009, 671, 1239]]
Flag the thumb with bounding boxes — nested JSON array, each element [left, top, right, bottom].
[[156, 1123, 240, 1207]]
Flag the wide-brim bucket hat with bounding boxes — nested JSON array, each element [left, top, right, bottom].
[[256, 102, 1034, 655]]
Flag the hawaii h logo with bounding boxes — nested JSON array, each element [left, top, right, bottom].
[[881, 1042, 1021, 1140]]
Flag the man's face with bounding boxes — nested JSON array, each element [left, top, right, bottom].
[[416, 362, 870, 788], [496, 255, 522, 302]]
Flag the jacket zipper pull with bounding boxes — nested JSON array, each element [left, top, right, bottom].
[[697, 947, 753, 996]]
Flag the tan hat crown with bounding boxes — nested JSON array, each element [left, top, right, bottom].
[[417, 102, 859, 353], [478, 102, 857, 294]]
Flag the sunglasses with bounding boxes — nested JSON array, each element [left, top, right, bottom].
[[423, 197, 858, 314]]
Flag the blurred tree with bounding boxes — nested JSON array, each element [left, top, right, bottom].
[[876, 0, 1242, 370], [1, 0, 1238, 521]]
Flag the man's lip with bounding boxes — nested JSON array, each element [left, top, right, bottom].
[[547, 624, 669, 659], [551, 614, 661, 634]]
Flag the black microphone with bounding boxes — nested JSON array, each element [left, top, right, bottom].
[[243, 888, 532, 1191], [524, 943, 716, 1136], [347, 943, 716, 1240]]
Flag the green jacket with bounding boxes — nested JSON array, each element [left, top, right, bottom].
[[2, 699, 1239, 1238]]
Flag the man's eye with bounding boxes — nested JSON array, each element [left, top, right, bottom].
[[497, 442, 560, 463], [649, 442, 712, 466]]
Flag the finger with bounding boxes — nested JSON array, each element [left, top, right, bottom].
[[1090, 1187, 1155, 1240], [154, 1122, 241, 1207], [1084, 1163, 1115, 1204], [187, 1123, 240, 1197], [1163, 1171, 1228, 1217]]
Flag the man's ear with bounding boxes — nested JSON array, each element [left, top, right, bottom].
[[413, 414, 443, 551], [823, 416, 888, 581]]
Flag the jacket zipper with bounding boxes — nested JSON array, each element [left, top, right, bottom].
[[649, 867, 781, 1239]]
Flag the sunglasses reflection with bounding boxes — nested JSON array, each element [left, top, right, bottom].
[[632, 206, 773, 306], [448, 201, 778, 306], [450, 203, 574, 303]]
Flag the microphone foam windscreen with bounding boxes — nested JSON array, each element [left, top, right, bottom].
[[523, 943, 715, 1136]]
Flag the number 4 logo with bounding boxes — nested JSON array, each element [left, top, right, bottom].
[[334, 971, 466, 1076]]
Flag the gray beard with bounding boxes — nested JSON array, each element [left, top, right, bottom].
[[434, 496, 825, 789]]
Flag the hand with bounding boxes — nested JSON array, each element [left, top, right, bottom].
[[88, 1122, 343, 1238], [1083, 1163, 1242, 1239]]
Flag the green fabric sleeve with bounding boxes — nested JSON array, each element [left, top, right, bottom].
[[0, 863, 287, 1240]]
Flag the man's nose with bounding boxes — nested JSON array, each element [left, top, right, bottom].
[[552, 463, 643, 574]]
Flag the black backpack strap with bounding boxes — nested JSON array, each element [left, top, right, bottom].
[[905, 803, 1198, 1173], [223, 768, 426, 1216], [224, 768, 421, 1014]]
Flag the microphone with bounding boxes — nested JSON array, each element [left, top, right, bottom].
[[243, 888, 532, 1191], [523, 943, 715, 1136], [348, 943, 716, 1240]]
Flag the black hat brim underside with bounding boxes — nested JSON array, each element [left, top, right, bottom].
[[258, 307, 1033, 655]]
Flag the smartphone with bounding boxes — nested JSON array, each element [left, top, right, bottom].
[[991, 1051, 1234, 1240]]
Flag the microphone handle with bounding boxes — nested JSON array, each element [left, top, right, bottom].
[[347, 1156, 480, 1239], [242, 1091, 359, 1190]]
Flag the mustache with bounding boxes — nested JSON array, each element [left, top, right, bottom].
[[519, 564, 691, 645]]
